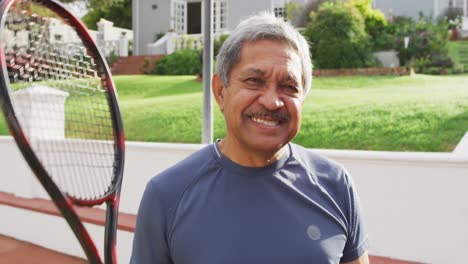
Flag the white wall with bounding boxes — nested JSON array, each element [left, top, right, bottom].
[[0, 135, 467, 264]]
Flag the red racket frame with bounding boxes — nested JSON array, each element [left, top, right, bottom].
[[0, 0, 125, 263]]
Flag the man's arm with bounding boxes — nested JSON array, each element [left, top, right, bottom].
[[343, 251, 369, 264], [340, 167, 369, 263], [130, 181, 172, 264]]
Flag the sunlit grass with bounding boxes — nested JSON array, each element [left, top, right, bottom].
[[1, 74, 467, 152]]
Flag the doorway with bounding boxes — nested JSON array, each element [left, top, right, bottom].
[[187, 2, 201, 34]]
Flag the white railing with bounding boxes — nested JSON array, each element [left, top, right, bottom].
[[49, 18, 133, 57], [0, 132, 467, 264], [147, 32, 228, 55], [147, 33, 171, 56], [91, 18, 132, 57], [173, 34, 204, 50], [2, 18, 132, 58]]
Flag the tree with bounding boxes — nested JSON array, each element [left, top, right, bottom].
[[88, 0, 114, 9], [82, 0, 132, 30], [286, 0, 338, 27], [350, 0, 387, 36], [304, 1, 375, 69], [350, 0, 388, 50]]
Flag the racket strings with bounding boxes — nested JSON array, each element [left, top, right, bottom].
[[4, 1, 118, 201]]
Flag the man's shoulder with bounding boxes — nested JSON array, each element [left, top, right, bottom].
[[288, 144, 356, 213], [146, 144, 218, 201], [289, 143, 344, 177]]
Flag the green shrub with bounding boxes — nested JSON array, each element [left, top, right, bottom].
[[154, 49, 202, 75], [395, 15, 452, 70], [285, 0, 337, 27], [410, 57, 431, 73], [439, 7, 463, 30], [105, 51, 119, 66], [82, 9, 106, 30], [351, 0, 387, 41], [372, 31, 397, 51], [304, 1, 375, 69], [82, 0, 132, 30], [214, 34, 229, 58]]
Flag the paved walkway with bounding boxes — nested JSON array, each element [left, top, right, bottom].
[[0, 234, 420, 264], [0, 235, 85, 264]]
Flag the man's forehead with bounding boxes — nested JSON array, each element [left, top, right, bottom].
[[244, 67, 265, 75], [237, 65, 300, 82], [230, 40, 303, 80]]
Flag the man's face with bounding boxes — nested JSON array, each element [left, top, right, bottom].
[[213, 39, 305, 158]]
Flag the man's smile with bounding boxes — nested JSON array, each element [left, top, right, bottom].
[[250, 116, 279, 126], [246, 111, 290, 127]]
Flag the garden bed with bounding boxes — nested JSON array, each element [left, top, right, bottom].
[[313, 67, 411, 77]]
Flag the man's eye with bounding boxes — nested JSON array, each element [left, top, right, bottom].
[[245, 77, 262, 85], [282, 84, 299, 94]]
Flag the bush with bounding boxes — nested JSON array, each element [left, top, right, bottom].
[[285, 0, 337, 27], [153, 49, 202, 75], [351, 0, 387, 42], [214, 34, 229, 58], [373, 14, 452, 73], [304, 1, 375, 69], [105, 51, 119, 66], [372, 31, 397, 51], [439, 7, 463, 30], [82, 0, 132, 30], [410, 57, 431, 73], [396, 15, 452, 70], [82, 8, 106, 30]]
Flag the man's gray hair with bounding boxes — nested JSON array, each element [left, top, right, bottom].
[[215, 12, 313, 96]]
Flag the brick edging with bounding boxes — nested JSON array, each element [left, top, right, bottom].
[[313, 67, 411, 77]]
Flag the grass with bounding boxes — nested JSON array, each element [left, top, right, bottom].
[[299, 75, 468, 151], [448, 41, 468, 70], [1, 74, 467, 152]]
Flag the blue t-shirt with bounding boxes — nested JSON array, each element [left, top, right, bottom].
[[131, 143, 368, 264]]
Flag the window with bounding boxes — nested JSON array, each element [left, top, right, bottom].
[[274, 7, 287, 20], [447, 0, 467, 18], [171, 0, 187, 34], [273, 0, 288, 21], [214, 0, 227, 34], [449, 0, 464, 8]]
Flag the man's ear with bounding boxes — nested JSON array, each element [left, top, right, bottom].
[[212, 74, 225, 112]]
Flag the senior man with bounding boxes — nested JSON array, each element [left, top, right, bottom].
[[131, 13, 369, 264]]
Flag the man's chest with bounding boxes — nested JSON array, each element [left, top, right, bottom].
[[168, 184, 348, 264]]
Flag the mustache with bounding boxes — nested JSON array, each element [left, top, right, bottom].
[[246, 111, 290, 122]]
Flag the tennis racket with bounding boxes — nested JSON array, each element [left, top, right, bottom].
[[0, 0, 124, 263]]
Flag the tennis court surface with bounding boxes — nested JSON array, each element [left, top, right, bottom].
[[0, 234, 420, 264], [0, 191, 421, 264]]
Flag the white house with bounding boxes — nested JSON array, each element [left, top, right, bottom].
[[133, 0, 468, 56], [373, 0, 467, 19], [132, 0, 307, 55], [374, 0, 468, 32]]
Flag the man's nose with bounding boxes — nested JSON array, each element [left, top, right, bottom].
[[258, 85, 285, 110]]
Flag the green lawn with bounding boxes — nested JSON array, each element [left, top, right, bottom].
[[1, 74, 467, 152], [448, 41, 468, 71]]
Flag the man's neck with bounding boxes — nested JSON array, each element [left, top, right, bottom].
[[217, 139, 288, 167]]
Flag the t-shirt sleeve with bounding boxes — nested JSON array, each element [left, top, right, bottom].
[[130, 180, 172, 264], [340, 168, 369, 263]]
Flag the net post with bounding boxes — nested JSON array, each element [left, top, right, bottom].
[[202, 0, 213, 144]]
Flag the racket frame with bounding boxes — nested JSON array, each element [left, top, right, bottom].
[[0, 0, 125, 263]]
